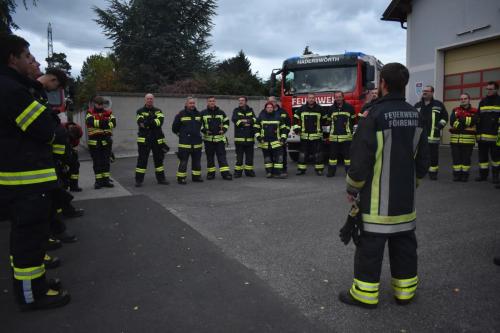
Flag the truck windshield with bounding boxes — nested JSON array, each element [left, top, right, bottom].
[[284, 66, 357, 95]]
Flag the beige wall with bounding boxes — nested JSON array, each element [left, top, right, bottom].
[[74, 93, 268, 155]]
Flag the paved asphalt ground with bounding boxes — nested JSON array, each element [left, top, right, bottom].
[[1, 147, 499, 332]]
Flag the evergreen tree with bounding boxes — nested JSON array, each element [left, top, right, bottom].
[[94, 0, 216, 91], [46, 52, 72, 76], [0, 1, 37, 34]]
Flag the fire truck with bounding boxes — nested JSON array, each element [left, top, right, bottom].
[[270, 52, 383, 161]]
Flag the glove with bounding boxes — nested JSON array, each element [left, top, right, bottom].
[[162, 144, 170, 154], [339, 204, 362, 246], [293, 128, 300, 135], [280, 138, 286, 145], [257, 137, 264, 143]]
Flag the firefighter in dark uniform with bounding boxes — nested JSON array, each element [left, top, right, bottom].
[[232, 96, 258, 177], [414, 85, 448, 180], [475, 81, 500, 183], [86, 96, 116, 189], [64, 122, 83, 192], [0, 34, 71, 310], [135, 93, 169, 187], [269, 96, 291, 177], [326, 91, 356, 177], [293, 93, 325, 175], [201, 96, 232, 180], [256, 102, 288, 178], [339, 63, 429, 309], [172, 97, 204, 185], [449, 93, 478, 182]]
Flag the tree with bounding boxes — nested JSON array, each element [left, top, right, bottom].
[[76, 53, 127, 107], [303, 46, 313, 55], [46, 52, 72, 76], [94, 0, 216, 91], [0, 0, 36, 34]]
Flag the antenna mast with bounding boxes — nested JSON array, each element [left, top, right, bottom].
[[47, 22, 53, 59]]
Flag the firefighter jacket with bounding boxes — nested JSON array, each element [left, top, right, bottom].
[[86, 107, 116, 146], [449, 105, 478, 145], [0, 65, 59, 198], [136, 106, 166, 146], [326, 101, 356, 142], [346, 93, 429, 235], [277, 106, 291, 137], [293, 102, 325, 140], [200, 106, 229, 143], [476, 94, 500, 142], [232, 105, 258, 144], [256, 109, 287, 149], [172, 107, 203, 150], [414, 98, 448, 144]]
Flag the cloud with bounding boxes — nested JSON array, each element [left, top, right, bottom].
[[12, 0, 406, 79]]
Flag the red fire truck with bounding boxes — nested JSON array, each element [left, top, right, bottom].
[[270, 52, 382, 161]]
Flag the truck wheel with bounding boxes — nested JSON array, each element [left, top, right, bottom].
[[289, 152, 299, 162]]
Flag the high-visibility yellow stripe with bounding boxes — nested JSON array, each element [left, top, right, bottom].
[[0, 168, 57, 185], [136, 168, 146, 173], [192, 170, 201, 176], [362, 211, 416, 224], [70, 174, 79, 180], [13, 264, 45, 281], [52, 144, 66, 155], [346, 174, 365, 189], [370, 131, 383, 215], [137, 137, 146, 143], [15, 101, 47, 132]]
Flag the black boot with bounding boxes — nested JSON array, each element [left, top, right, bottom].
[[461, 172, 469, 182], [245, 170, 256, 177], [44, 254, 61, 269], [453, 171, 461, 182], [233, 171, 242, 178], [102, 178, 114, 188], [475, 169, 488, 181], [338, 290, 377, 309], [177, 178, 187, 185], [492, 169, 499, 184], [45, 237, 62, 251], [296, 169, 306, 176], [55, 231, 78, 243], [192, 176, 204, 183], [206, 173, 215, 180], [157, 179, 170, 185], [222, 173, 233, 180], [19, 288, 71, 312], [429, 172, 438, 180]]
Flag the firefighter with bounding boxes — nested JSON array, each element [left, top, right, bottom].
[[0, 34, 70, 310], [269, 96, 291, 177], [475, 81, 500, 183], [86, 96, 116, 189], [232, 96, 258, 177], [172, 97, 204, 185], [449, 93, 478, 182], [414, 85, 448, 180], [201, 96, 232, 180], [326, 91, 356, 177], [256, 102, 288, 178], [339, 63, 429, 309], [293, 93, 325, 175], [64, 122, 83, 192], [135, 93, 169, 187]]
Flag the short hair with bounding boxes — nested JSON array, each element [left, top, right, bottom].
[[487, 81, 499, 90], [207, 96, 216, 100], [46, 68, 68, 89], [425, 85, 434, 92], [94, 96, 105, 104], [239, 96, 248, 102], [334, 91, 344, 97], [380, 63, 409, 95], [264, 101, 274, 109], [0, 34, 30, 65], [145, 93, 154, 98], [460, 92, 470, 99]]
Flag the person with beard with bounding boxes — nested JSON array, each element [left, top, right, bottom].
[[86, 96, 116, 189], [475, 81, 500, 184], [134, 93, 169, 187], [172, 97, 204, 185], [201, 96, 232, 180], [449, 93, 478, 182], [0, 34, 70, 310], [414, 85, 448, 180], [232, 96, 258, 178]]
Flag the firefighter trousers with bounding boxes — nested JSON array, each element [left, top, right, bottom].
[[7, 191, 52, 305], [477, 141, 499, 178], [177, 149, 202, 180], [68, 149, 80, 189], [234, 143, 254, 174], [262, 146, 284, 175], [135, 142, 165, 182], [328, 141, 351, 173], [204, 141, 230, 176], [89, 139, 112, 183], [451, 143, 473, 176], [298, 139, 323, 171], [429, 143, 440, 175], [350, 231, 418, 305]]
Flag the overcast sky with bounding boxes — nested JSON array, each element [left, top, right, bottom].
[[12, 0, 406, 79]]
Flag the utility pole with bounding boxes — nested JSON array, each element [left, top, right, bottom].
[[47, 22, 53, 59]]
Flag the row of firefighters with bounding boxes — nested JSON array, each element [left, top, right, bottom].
[[84, 87, 500, 187]]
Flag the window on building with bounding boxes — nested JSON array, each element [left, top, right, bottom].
[[444, 67, 500, 101]]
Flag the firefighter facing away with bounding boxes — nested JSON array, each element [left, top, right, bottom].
[[339, 63, 429, 309], [135, 93, 169, 187]]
